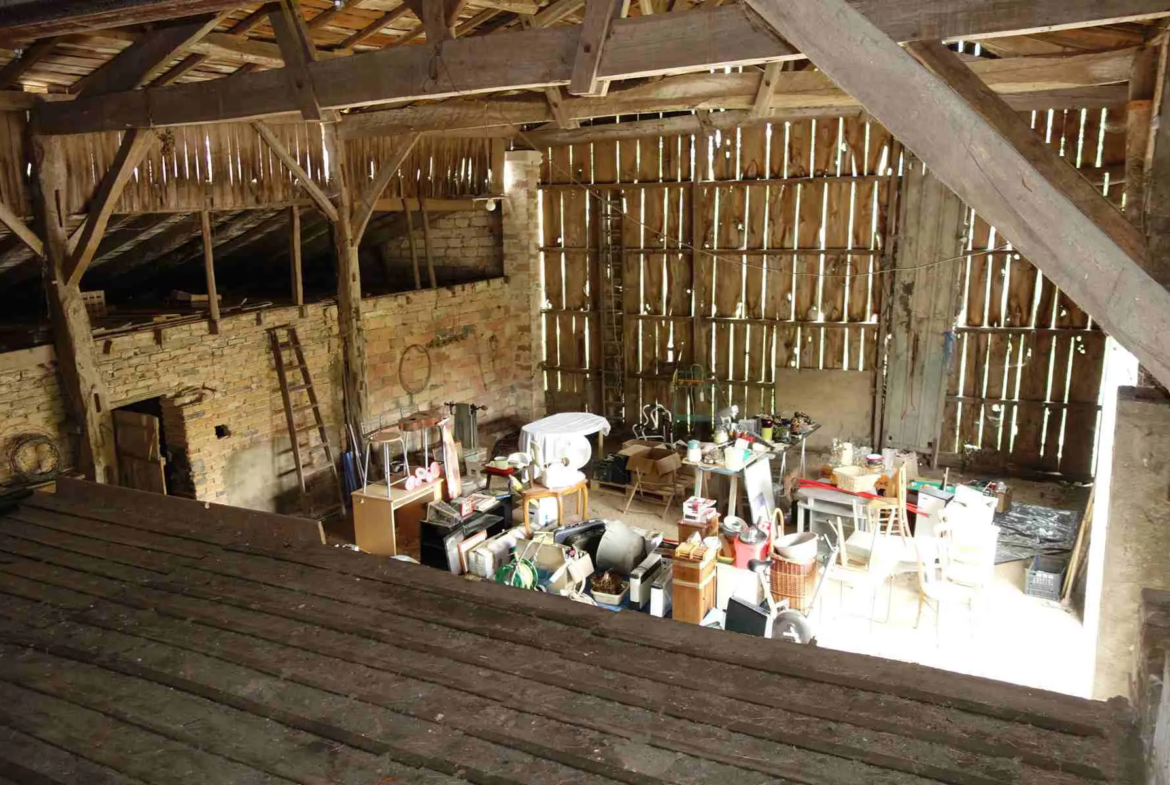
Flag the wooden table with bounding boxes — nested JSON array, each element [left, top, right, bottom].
[[351, 479, 443, 557], [519, 477, 589, 534]]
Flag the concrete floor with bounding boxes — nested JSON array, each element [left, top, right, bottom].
[[588, 450, 1095, 698]]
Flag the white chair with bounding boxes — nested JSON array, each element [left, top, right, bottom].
[[915, 519, 1000, 639], [827, 516, 898, 627]]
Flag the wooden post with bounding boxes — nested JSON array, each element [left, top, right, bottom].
[[323, 122, 369, 435], [290, 204, 305, 317], [403, 198, 423, 290], [200, 210, 220, 333], [29, 133, 118, 483], [1126, 43, 1160, 234], [419, 196, 437, 288]]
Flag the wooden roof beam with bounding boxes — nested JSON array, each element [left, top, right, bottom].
[[0, 199, 44, 258], [71, 14, 228, 96], [336, 5, 412, 49], [0, 37, 60, 89], [269, 0, 325, 120], [35, 1, 1170, 134], [741, 0, 1170, 387], [65, 129, 157, 286], [252, 121, 340, 221], [568, 0, 627, 97], [0, 0, 244, 44], [341, 48, 1137, 137], [351, 132, 422, 243]]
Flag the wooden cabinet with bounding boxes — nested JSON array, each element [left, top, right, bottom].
[[351, 480, 443, 558]]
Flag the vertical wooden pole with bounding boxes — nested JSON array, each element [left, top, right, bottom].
[[29, 132, 118, 483], [289, 204, 305, 317], [323, 122, 369, 435], [489, 138, 506, 196], [419, 195, 437, 289], [1126, 43, 1160, 234], [200, 210, 220, 332], [403, 198, 422, 290]]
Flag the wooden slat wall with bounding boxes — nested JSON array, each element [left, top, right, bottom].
[[0, 118, 494, 218], [0, 111, 29, 216], [540, 117, 894, 420], [345, 136, 494, 199], [939, 106, 1124, 478]]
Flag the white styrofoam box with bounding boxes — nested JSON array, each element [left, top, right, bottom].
[[716, 562, 764, 611]]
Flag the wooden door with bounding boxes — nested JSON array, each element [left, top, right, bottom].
[[113, 410, 167, 494]]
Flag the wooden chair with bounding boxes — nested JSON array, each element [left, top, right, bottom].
[[520, 477, 589, 534]]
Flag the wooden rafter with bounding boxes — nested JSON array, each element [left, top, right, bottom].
[[351, 133, 422, 244], [252, 121, 340, 222], [404, 0, 456, 42], [750, 61, 783, 118], [65, 129, 157, 286], [568, 0, 627, 97], [0, 199, 44, 258], [0, 37, 59, 89], [42, 1, 1168, 135], [200, 210, 221, 328], [73, 14, 228, 96], [337, 5, 413, 49], [269, 0, 324, 120], [0, 0, 243, 43], [741, 0, 1170, 387]]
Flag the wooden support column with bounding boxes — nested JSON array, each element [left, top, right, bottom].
[[290, 204, 306, 317], [1125, 43, 1160, 233], [743, 0, 1170, 389], [200, 210, 220, 333], [419, 196, 438, 288], [403, 199, 423, 290], [322, 122, 368, 434], [29, 133, 117, 483], [1142, 34, 1170, 289]]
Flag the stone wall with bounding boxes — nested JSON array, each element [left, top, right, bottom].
[[376, 209, 502, 285], [0, 151, 546, 511], [1095, 387, 1170, 700]]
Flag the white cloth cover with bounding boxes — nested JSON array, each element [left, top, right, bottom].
[[520, 413, 611, 478]]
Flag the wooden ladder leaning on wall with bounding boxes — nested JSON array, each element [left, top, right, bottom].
[[599, 191, 625, 424], [268, 325, 346, 517]]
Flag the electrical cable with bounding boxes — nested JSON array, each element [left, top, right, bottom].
[[423, 41, 1019, 280]]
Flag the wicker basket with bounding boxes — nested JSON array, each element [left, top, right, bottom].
[[833, 465, 881, 493], [771, 556, 819, 613]]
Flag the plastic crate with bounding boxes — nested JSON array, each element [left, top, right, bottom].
[[1025, 555, 1066, 601]]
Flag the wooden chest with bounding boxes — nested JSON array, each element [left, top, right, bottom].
[[677, 514, 719, 545], [672, 541, 718, 625]]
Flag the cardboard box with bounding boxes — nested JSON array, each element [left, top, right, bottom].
[[619, 440, 683, 483]]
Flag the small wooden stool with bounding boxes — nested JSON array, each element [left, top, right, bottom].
[[520, 477, 589, 534], [397, 409, 443, 466]]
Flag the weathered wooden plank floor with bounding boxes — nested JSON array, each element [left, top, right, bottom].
[[0, 480, 1144, 784]]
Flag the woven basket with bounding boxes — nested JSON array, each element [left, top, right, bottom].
[[771, 556, 819, 613]]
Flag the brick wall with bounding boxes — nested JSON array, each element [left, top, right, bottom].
[[0, 152, 545, 514], [377, 210, 502, 284]]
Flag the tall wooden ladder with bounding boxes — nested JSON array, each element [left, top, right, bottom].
[[599, 192, 625, 425], [269, 325, 344, 515]]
